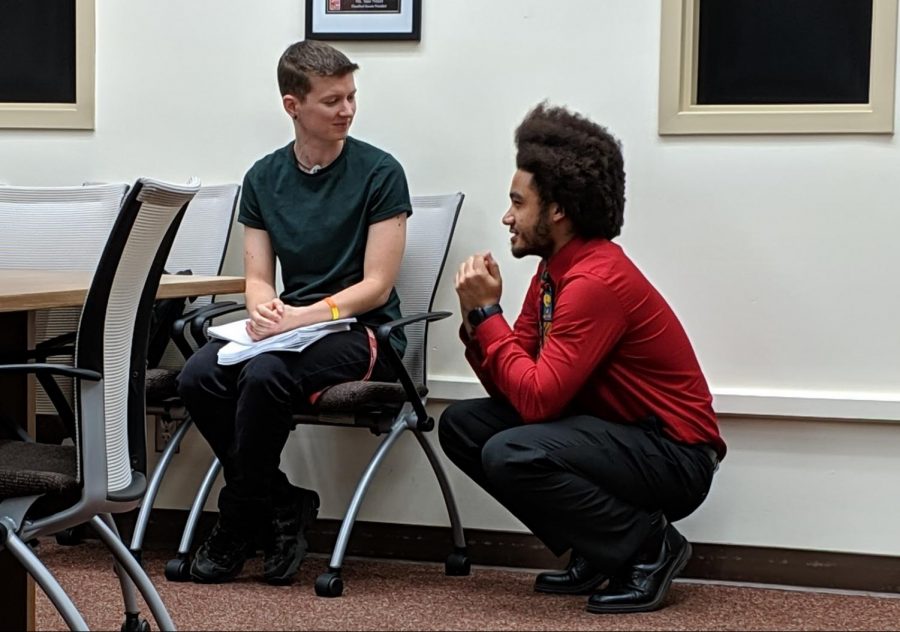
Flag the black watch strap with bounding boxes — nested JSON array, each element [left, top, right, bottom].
[[467, 304, 503, 328]]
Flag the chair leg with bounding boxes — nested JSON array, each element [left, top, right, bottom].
[[164, 456, 221, 582], [314, 417, 408, 598], [0, 521, 89, 631], [130, 414, 194, 562], [413, 429, 471, 576], [90, 515, 175, 632]]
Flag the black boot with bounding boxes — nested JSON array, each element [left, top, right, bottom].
[[586, 518, 691, 614], [190, 518, 252, 584], [263, 485, 320, 585], [534, 554, 608, 595]]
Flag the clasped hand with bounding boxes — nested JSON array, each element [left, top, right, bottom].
[[455, 252, 503, 318], [246, 298, 289, 341]]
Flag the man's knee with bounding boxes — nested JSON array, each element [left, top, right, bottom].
[[481, 430, 541, 489], [438, 399, 487, 453]]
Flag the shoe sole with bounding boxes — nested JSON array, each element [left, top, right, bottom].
[[189, 561, 245, 584], [264, 494, 320, 585], [585, 540, 692, 614], [534, 575, 608, 595]]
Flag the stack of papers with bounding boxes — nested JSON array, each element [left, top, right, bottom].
[[207, 317, 356, 366]]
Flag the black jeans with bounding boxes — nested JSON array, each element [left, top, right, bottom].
[[178, 325, 394, 532], [438, 398, 716, 575]]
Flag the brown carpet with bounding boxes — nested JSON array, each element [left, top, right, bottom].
[[33, 539, 900, 631]]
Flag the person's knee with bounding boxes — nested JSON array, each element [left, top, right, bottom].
[[438, 399, 484, 455], [237, 354, 293, 403], [437, 401, 465, 449], [480, 433, 517, 486], [177, 348, 219, 402], [481, 429, 544, 491]]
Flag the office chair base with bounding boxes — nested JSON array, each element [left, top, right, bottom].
[[315, 570, 344, 597], [445, 550, 471, 576], [164, 555, 193, 582], [121, 612, 151, 632]]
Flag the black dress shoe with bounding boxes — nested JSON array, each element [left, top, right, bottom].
[[586, 524, 691, 614], [534, 554, 608, 595]]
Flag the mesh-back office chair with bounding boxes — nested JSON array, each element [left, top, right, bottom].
[[129, 184, 240, 563], [152, 192, 469, 597], [0, 177, 200, 631], [0, 184, 129, 439]]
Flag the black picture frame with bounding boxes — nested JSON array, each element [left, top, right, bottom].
[[305, 0, 421, 41]]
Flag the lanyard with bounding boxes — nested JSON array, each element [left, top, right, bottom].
[[538, 266, 553, 353]]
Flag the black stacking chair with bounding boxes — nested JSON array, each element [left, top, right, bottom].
[[147, 192, 469, 598]]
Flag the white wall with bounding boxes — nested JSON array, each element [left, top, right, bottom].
[[5, 0, 900, 556]]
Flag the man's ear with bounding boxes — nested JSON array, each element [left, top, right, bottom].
[[283, 94, 300, 120], [550, 203, 566, 223]]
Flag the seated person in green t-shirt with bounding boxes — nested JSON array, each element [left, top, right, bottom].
[[178, 40, 412, 586]]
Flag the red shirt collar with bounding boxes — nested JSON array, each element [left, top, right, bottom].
[[543, 236, 607, 280]]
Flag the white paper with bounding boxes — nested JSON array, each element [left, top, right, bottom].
[[207, 317, 356, 365]]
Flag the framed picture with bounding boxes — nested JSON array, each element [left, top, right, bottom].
[[0, 0, 95, 129], [658, 0, 898, 135], [305, 0, 421, 41]]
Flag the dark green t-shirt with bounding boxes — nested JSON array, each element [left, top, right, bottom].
[[238, 136, 412, 354]]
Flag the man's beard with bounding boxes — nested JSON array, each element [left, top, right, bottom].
[[511, 207, 554, 259]]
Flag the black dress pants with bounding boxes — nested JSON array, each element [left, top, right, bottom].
[[438, 398, 716, 574], [177, 325, 394, 532]]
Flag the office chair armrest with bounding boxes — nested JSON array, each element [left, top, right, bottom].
[[374, 311, 452, 431], [170, 301, 244, 359], [0, 331, 77, 363], [375, 311, 452, 341], [190, 301, 246, 346], [35, 331, 78, 350], [0, 363, 102, 381]]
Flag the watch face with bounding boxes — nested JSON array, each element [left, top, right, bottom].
[[468, 304, 502, 327]]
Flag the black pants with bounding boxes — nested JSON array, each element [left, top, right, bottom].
[[438, 398, 716, 574], [177, 325, 394, 531]]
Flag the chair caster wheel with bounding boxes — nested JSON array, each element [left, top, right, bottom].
[[445, 551, 471, 576], [120, 614, 150, 631], [164, 557, 192, 582], [55, 525, 85, 546], [315, 572, 344, 597]]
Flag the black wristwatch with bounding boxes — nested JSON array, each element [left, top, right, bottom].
[[467, 304, 503, 328]]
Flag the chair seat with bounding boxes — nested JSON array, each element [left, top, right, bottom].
[[146, 367, 180, 406], [314, 380, 428, 413], [0, 440, 77, 500]]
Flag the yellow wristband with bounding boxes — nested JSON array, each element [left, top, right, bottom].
[[324, 297, 340, 321]]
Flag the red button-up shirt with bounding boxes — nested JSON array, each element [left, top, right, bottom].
[[462, 237, 726, 459]]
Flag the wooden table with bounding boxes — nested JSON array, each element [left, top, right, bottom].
[[0, 269, 245, 631]]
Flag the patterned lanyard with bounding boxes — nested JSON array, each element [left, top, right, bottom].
[[538, 265, 554, 353]]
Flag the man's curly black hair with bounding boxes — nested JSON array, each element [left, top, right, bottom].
[[515, 102, 626, 240]]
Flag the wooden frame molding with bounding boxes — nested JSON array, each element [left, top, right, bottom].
[[658, 0, 899, 135], [0, 0, 95, 130]]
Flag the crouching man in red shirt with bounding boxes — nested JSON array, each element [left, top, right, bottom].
[[438, 102, 726, 614]]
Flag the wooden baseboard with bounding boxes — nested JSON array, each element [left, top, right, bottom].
[[113, 509, 900, 594]]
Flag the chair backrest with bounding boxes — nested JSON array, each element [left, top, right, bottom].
[[164, 183, 240, 285], [73, 178, 199, 501], [396, 193, 464, 387], [0, 183, 130, 417], [154, 183, 240, 370], [0, 183, 128, 270]]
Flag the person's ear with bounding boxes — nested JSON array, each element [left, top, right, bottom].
[[283, 95, 300, 120], [550, 203, 566, 222]]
